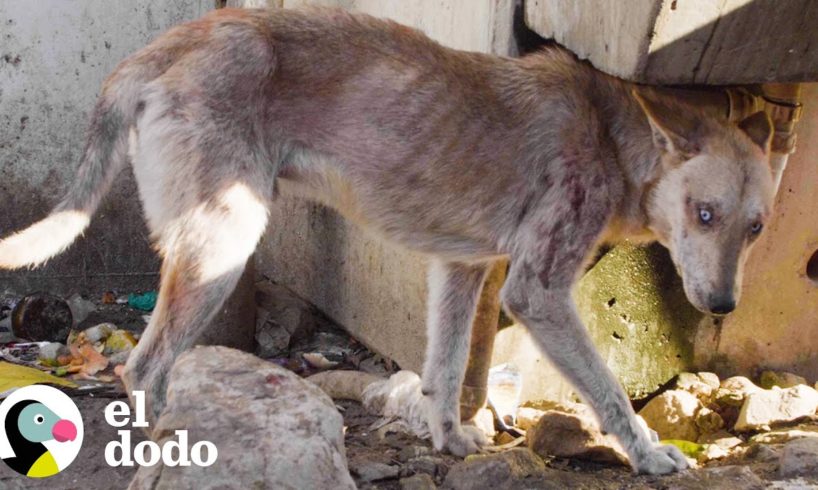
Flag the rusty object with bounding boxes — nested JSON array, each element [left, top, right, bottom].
[[11, 292, 73, 342], [460, 259, 507, 421]]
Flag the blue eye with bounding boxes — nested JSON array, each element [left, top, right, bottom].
[[698, 207, 713, 225], [750, 222, 763, 234]]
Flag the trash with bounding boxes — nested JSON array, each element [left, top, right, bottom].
[[303, 352, 340, 370], [103, 329, 137, 356], [127, 291, 157, 312], [487, 363, 522, 426], [0, 361, 77, 393], [65, 293, 96, 326], [67, 331, 109, 376], [84, 323, 115, 343], [37, 342, 71, 367], [11, 292, 73, 342], [0, 317, 14, 343], [101, 291, 117, 304]]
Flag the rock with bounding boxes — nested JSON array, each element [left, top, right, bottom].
[[667, 465, 764, 490], [400, 473, 437, 490], [734, 385, 818, 431], [444, 449, 544, 490], [759, 370, 808, 390], [697, 372, 720, 390], [351, 461, 401, 482], [695, 407, 725, 435], [743, 442, 782, 463], [779, 438, 818, 478], [399, 445, 434, 463], [527, 409, 627, 464], [11, 292, 72, 342], [128, 346, 354, 490], [638, 390, 702, 441], [716, 376, 761, 407], [676, 372, 716, 400], [516, 407, 545, 430], [697, 443, 729, 463], [749, 424, 818, 444], [402, 456, 445, 478], [254, 280, 325, 358], [698, 430, 743, 450]]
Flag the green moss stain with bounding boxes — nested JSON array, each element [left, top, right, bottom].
[[574, 243, 703, 401]]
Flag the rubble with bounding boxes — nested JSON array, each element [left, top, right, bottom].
[[443, 449, 545, 490], [400, 473, 437, 490], [526, 408, 628, 464], [129, 346, 355, 489], [759, 370, 809, 390], [734, 384, 818, 431], [778, 437, 818, 478], [638, 389, 703, 441], [716, 376, 762, 407]]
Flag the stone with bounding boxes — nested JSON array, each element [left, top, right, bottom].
[[351, 461, 401, 482], [750, 424, 818, 444], [695, 407, 725, 435], [638, 390, 703, 441], [759, 370, 808, 389], [444, 449, 545, 490], [527, 409, 627, 464], [697, 372, 721, 391], [128, 346, 354, 489], [254, 280, 326, 358], [666, 465, 765, 490], [734, 385, 818, 431], [400, 473, 437, 490], [398, 445, 434, 463], [743, 442, 782, 463], [716, 376, 761, 407], [676, 372, 716, 400], [402, 456, 445, 478], [698, 431, 744, 450], [697, 443, 729, 463], [515, 407, 546, 430], [779, 438, 818, 478]]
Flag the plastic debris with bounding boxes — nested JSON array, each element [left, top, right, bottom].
[[0, 361, 77, 393], [487, 363, 523, 427], [127, 291, 158, 311], [65, 293, 96, 326]]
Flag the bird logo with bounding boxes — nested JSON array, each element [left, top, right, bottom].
[[0, 385, 83, 478]]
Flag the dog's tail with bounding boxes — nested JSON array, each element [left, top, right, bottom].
[[0, 66, 145, 269]]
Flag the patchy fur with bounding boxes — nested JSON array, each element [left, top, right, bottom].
[[0, 8, 775, 475]]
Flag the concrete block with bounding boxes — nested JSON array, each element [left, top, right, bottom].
[[0, 0, 212, 295], [492, 244, 702, 403], [526, 0, 818, 84]]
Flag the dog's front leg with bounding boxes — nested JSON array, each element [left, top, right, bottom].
[[501, 259, 689, 475], [421, 260, 490, 456]]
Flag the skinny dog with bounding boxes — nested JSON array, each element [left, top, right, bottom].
[[0, 8, 775, 474]]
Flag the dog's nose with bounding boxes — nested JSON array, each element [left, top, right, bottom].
[[709, 299, 736, 316]]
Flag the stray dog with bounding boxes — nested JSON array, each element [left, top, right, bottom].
[[0, 8, 774, 474]]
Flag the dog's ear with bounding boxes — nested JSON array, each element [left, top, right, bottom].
[[737, 111, 773, 153], [632, 89, 701, 159]]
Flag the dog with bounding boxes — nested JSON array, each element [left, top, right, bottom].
[[0, 7, 774, 475]]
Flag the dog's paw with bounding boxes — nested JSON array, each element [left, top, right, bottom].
[[436, 425, 488, 457], [632, 443, 689, 475]]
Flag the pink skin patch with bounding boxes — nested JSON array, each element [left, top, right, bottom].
[[52, 419, 77, 442]]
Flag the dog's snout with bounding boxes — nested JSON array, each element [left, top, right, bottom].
[[708, 297, 736, 316]]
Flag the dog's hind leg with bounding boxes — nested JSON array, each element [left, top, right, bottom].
[[500, 216, 689, 474], [121, 178, 270, 426], [421, 260, 490, 456]]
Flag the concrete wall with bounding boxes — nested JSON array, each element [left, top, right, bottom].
[[0, 0, 212, 295], [695, 83, 818, 380]]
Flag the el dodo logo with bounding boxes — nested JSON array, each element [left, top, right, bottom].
[[0, 385, 82, 478]]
